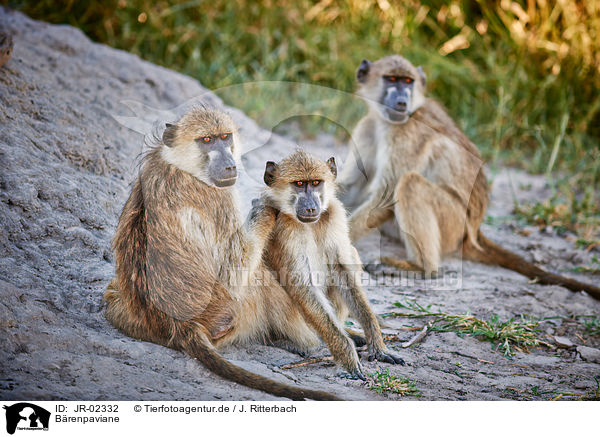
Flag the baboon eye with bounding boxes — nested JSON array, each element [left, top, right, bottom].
[[295, 181, 304, 187], [384, 75, 398, 82], [220, 133, 230, 140], [402, 77, 414, 84], [311, 180, 321, 186], [202, 136, 211, 143]]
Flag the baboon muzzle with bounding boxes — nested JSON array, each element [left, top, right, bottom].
[[296, 191, 321, 223], [382, 85, 411, 123], [210, 152, 238, 187]]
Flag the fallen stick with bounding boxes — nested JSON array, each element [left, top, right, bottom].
[[281, 356, 334, 369], [400, 323, 430, 348]]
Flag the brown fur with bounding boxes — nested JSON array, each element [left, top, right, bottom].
[[263, 151, 404, 379], [0, 32, 12, 69], [341, 55, 600, 299], [104, 108, 339, 400]]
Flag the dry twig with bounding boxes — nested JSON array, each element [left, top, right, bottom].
[[281, 356, 334, 369], [400, 323, 430, 348]]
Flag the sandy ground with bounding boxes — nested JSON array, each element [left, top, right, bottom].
[[0, 8, 598, 401]]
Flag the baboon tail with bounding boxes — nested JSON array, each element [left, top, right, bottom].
[[183, 331, 341, 401], [463, 232, 600, 301]]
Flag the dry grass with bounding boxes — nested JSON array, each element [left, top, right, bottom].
[[383, 300, 553, 357]]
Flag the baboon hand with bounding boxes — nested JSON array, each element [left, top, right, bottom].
[[368, 347, 405, 365], [249, 196, 277, 222], [251, 196, 279, 215], [251, 197, 262, 208]]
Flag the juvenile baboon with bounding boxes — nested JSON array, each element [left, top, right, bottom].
[[103, 107, 338, 400], [339, 55, 600, 300], [262, 151, 404, 380]]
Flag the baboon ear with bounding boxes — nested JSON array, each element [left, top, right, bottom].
[[417, 66, 426, 87], [162, 123, 177, 147], [356, 59, 371, 83], [326, 157, 337, 179], [264, 161, 278, 186]]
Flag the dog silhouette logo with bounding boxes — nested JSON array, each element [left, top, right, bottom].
[[3, 403, 50, 434]]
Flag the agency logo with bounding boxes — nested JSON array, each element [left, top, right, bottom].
[[3, 403, 50, 435]]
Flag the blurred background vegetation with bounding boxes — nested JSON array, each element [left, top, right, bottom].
[[5, 0, 600, 245]]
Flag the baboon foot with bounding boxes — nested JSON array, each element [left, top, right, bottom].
[[379, 257, 422, 271], [367, 348, 405, 365], [337, 368, 367, 381], [345, 328, 367, 348], [377, 257, 440, 279]]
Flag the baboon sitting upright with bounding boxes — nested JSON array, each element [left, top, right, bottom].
[[339, 55, 600, 300], [104, 107, 337, 400], [262, 151, 404, 380]]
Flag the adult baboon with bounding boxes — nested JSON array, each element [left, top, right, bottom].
[[339, 55, 600, 300], [104, 107, 338, 400]]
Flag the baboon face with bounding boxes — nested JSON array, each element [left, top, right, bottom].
[[196, 131, 238, 187], [162, 108, 240, 188], [264, 151, 337, 224], [356, 55, 427, 124], [287, 177, 325, 223]]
